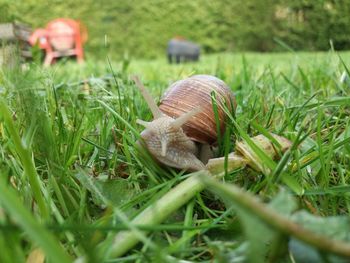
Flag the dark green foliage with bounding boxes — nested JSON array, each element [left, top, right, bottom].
[[276, 0, 350, 51], [3, 0, 350, 59], [0, 1, 17, 23]]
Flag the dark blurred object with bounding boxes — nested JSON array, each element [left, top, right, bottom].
[[0, 22, 32, 67], [29, 18, 88, 67], [167, 37, 200, 64]]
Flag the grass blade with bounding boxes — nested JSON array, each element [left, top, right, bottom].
[[0, 99, 48, 219], [0, 176, 71, 263]]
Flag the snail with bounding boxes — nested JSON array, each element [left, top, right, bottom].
[[133, 75, 236, 171]]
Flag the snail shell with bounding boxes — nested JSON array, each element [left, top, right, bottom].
[[159, 75, 235, 145]]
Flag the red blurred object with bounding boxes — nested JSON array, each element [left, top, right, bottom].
[[29, 28, 49, 49], [29, 18, 87, 66]]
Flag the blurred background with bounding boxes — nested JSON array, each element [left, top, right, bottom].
[[1, 0, 350, 60]]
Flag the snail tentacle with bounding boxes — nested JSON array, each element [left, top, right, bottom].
[[132, 75, 163, 119], [171, 107, 202, 129]]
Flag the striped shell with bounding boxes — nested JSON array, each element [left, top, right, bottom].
[[159, 75, 235, 144]]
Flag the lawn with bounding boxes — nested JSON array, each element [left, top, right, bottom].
[[1, 51, 350, 262]]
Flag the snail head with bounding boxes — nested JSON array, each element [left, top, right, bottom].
[[132, 75, 201, 160]]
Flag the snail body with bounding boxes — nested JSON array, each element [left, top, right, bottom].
[[138, 115, 205, 170], [133, 75, 235, 171]]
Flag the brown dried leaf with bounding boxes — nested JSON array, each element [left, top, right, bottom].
[[26, 248, 45, 263]]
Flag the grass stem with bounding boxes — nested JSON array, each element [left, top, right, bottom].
[[0, 99, 48, 219], [107, 170, 212, 258]]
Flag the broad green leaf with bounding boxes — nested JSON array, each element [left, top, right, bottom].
[[75, 169, 139, 207], [216, 185, 296, 263], [289, 239, 349, 263], [292, 211, 350, 241], [280, 173, 304, 195], [289, 211, 350, 263], [94, 178, 138, 207]]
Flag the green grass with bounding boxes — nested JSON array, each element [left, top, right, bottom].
[[0, 51, 350, 262]]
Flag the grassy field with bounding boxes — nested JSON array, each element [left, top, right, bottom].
[[1, 51, 350, 263]]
